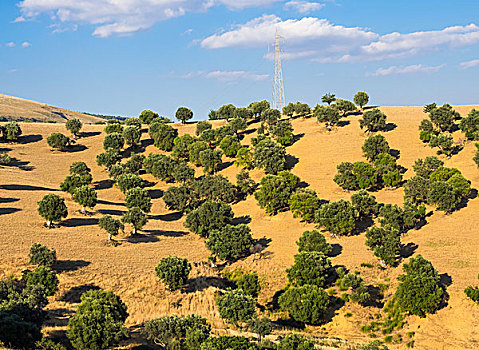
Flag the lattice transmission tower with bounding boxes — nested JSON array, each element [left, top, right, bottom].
[[272, 29, 285, 111]]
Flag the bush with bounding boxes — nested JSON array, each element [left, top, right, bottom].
[[427, 181, 460, 212], [73, 185, 97, 214], [351, 190, 378, 218], [255, 173, 297, 215], [2, 122, 22, 141], [184, 201, 233, 237], [315, 200, 356, 236], [206, 224, 253, 262], [464, 275, 479, 304], [277, 333, 315, 350], [22, 266, 59, 296], [29, 243, 56, 267], [362, 134, 390, 161], [123, 126, 141, 147], [117, 173, 143, 193], [220, 135, 241, 157], [253, 138, 286, 174], [143, 314, 210, 350], [67, 290, 128, 349], [196, 121, 212, 136], [419, 130, 432, 143], [235, 147, 253, 169], [236, 169, 256, 198], [151, 123, 178, 151], [172, 134, 196, 160], [314, 105, 340, 129], [333, 162, 358, 190], [360, 108, 386, 132], [287, 252, 335, 287], [66, 118, 82, 137], [279, 285, 329, 325], [122, 207, 148, 234], [104, 121, 123, 134], [99, 215, 124, 241], [413, 156, 444, 178], [35, 338, 67, 350], [365, 227, 401, 266], [96, 149, 122, 170], [37, 194, 68, 228], [139, 110, 159, 124], [189, 140, 210, 166], [289, 189, 321, 222], [429, 166, 461, 183], [103, 132, 124, 151], [125, 187, 152, 213], [419, 118, 434, 133], [395, 255, 444, 316], [236, 272, 261, 298], [155, 256, 191, 291], [216, 289, 256, 326], [47, 133, 70, 150], [199, 148, 223, 174], [404, 175, 430, 204], [296, 230, 332, 255]]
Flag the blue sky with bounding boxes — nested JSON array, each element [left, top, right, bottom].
[[1, 0, 479, 120]]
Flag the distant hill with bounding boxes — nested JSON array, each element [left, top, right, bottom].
[[0, 94, 105, 123]]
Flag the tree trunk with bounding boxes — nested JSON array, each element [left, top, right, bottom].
[[81, 206, 86, 215], [132, 227, 137, 235], [108, 232, 112, 242], [47, 220, 52, 229]]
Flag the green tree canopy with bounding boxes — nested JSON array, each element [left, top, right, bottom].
[[279, 285, 329, 325], [286, 252, 335, 287], [37, 194, 68, 228], [176, 107, 194, 124], [155, 256, 191, 290], [206, 224, 253, 262]]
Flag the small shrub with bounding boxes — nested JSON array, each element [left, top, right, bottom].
[[29, 243, 57, 267], [155, 256, 191, 291]]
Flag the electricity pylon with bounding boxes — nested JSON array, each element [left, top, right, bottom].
[[272, 29, 285, 111]]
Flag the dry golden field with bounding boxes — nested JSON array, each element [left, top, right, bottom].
[[0, 94, 103, 123], [1, 105, 479, 349]]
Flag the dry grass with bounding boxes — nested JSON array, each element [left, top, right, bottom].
[[1, 105, 479, 349], [0, 94, 103, 123]]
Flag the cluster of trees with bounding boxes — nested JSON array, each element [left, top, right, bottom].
[[404, 157, 471, 213], [334, 135, 404, 190], [47, 118, 84, 151], [419, 104, 461, 157], [60, 161, 97, 214]]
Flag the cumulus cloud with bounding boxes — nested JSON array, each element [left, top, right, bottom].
[[368, 64, 445, 77], [17, 0, 280, 37], [201, 15, 479, 63], [5, 42, 16, 47], [173, 70, 269, 82], [21, 41, 31, 48], [459, 59, 479, 69], [284, 1, 324, 14]]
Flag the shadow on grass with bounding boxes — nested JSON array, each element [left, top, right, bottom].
[[0, 198, 19, 204], [93, 179, 115, 190], [148, 189, 163, 199], [65, 144, 88, 153], [97, 208, 126, 216], [54, 259, 91, 273], [0, 207, 21, 215], [58, 284, 100, 303], [400, 242, 418, 259], [0, 184, 58, 191], [149, 211, 183, 222], [285, 154, 299, 170], [81, 131, 101, 138], [185, 276, 235, 293], [62, 217, 99, 227], [7, 157, 35, 171], [142, 229, 189, 238], [19, 134, 43, 144]]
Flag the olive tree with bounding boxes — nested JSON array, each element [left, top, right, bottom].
[[37, 194, 68, 228], [103, 132, 124, 151], [253, 138, 286, 174], [429, 133, 454, 156], [321, 93, 336, 105], [314, 105, 341, 130], [104, 120, 124, 134], [286, 252, 335, 287], [66, 118, 82, 138], [189, 140, 209, 166], [99, 215, 124, 241], [216, 289, 256, 326], [350, 190, 378, 219], [216, 104, 236, 121], [123, 126, 141, 147], [255, 172, 298, 214], [139, 110, 159, 124], [151, 123, 178, 151], [334, 99, 356, 116], [459, 109, 479, 140], [289, 189, 321, 223], [172, 134, 196, 160], [248, 100, 270, 119], [116, 173, 143, 194], [427, 181, 460, 212], [29, 243, 57, 267], [230, 117, 248, 135], [365, 227, 401, 266], [315, 200, 356, 236], [354, 91, 369, 109], [155, 256, 191, 290], [125, 187, 152, 213], [199, 148, 223, 174], [3, 122, 22, 142], [122, 207, 148, 235], [235, 147, 253, 169], [176, 107, 193, 124], [22, 266, 59, 296], [47, 133, 70, 150], [196, 121, 212, 136], [362, 134, 390, 161], [206, 224, 253, 262], [279, 285, 329, 325], [359, 109, 387, 133], [404, 175, 430, 204], [219, 135, 241, 158], [413, 156, 444, 178], [296, 230, 332, 255], [125, 117, 142, 129], [184, 201, 233, 237], [73, 185, 97, 214], [429, 104, 459, 133], [96, 149, 122, 171]]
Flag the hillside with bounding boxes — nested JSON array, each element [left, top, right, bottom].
[[1, 106, 479, 349], [0, 93, 104, 123]]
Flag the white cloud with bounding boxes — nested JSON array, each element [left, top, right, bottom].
[[13, 16, 26, 23], [21, 41, 31, 48], [173, 70, 269, 82], [201, 15, 377, 62], [7, 69, 18, 73], [201, 16, 479, 63], [17, 0, 280, 37], [284, 1, 324, 14], [459, 59, 479, 69], [368, 64, 445, 77], [5, 42, 16, 48]]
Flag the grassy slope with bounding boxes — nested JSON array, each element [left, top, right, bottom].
[[0, 106, 479, 348], [0, 94, 104, 123]]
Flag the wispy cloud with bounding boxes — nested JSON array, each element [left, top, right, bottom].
[[21, 42, 31, 48], [171, 70, 269, 82], [17, 0, 281, 37], [459, 59, 479, 69], [5, 42, 16, 48], [7, 69, 18, 74], [284, 1, 325, 14], [367, 64, 445, 77]]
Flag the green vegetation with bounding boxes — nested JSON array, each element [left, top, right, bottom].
[[155, 256, 191, 291]]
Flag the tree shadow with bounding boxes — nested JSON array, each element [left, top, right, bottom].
[[291, 133, 305, 145], [400, 242, 418, 259], [438, 273, 453, 312], [53, 259, 91, 273], [58, 284, 100, 303], [456, 188, 477, 211], [363, 285, 385, 308], [329, 244, 343, 257], [97, 199, 125, 207], [19, 134, 43, 144], [0, 147, 12, 152], [0, 207, 21, 215], [231, 215, 252, 225], [218, 161, 234, 172], [284, 154, 299, 170], [0, 184, 58, 191], [45, 307, 75, 329], [7, 157, 35, 171], [337, 120, 350, 128], [148, 189, 163, 199], [148, 211, 183, 221], [81, 131, 101, 138], [185, 276, 235, 293], [142, 229, 189, 238], [125, 233, 159, 243], [267, 288, 285, 311], [141, 139, 154, 148], [383, 123, 397, 132], [389, 149, 401, 159], [93, 179, 115, 190], [0, 197, 19, 204], [97, 208, 126, 216], [354, 216, 375, 234], [65, 144, 88, 153], [62, 217, 99, 227]]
